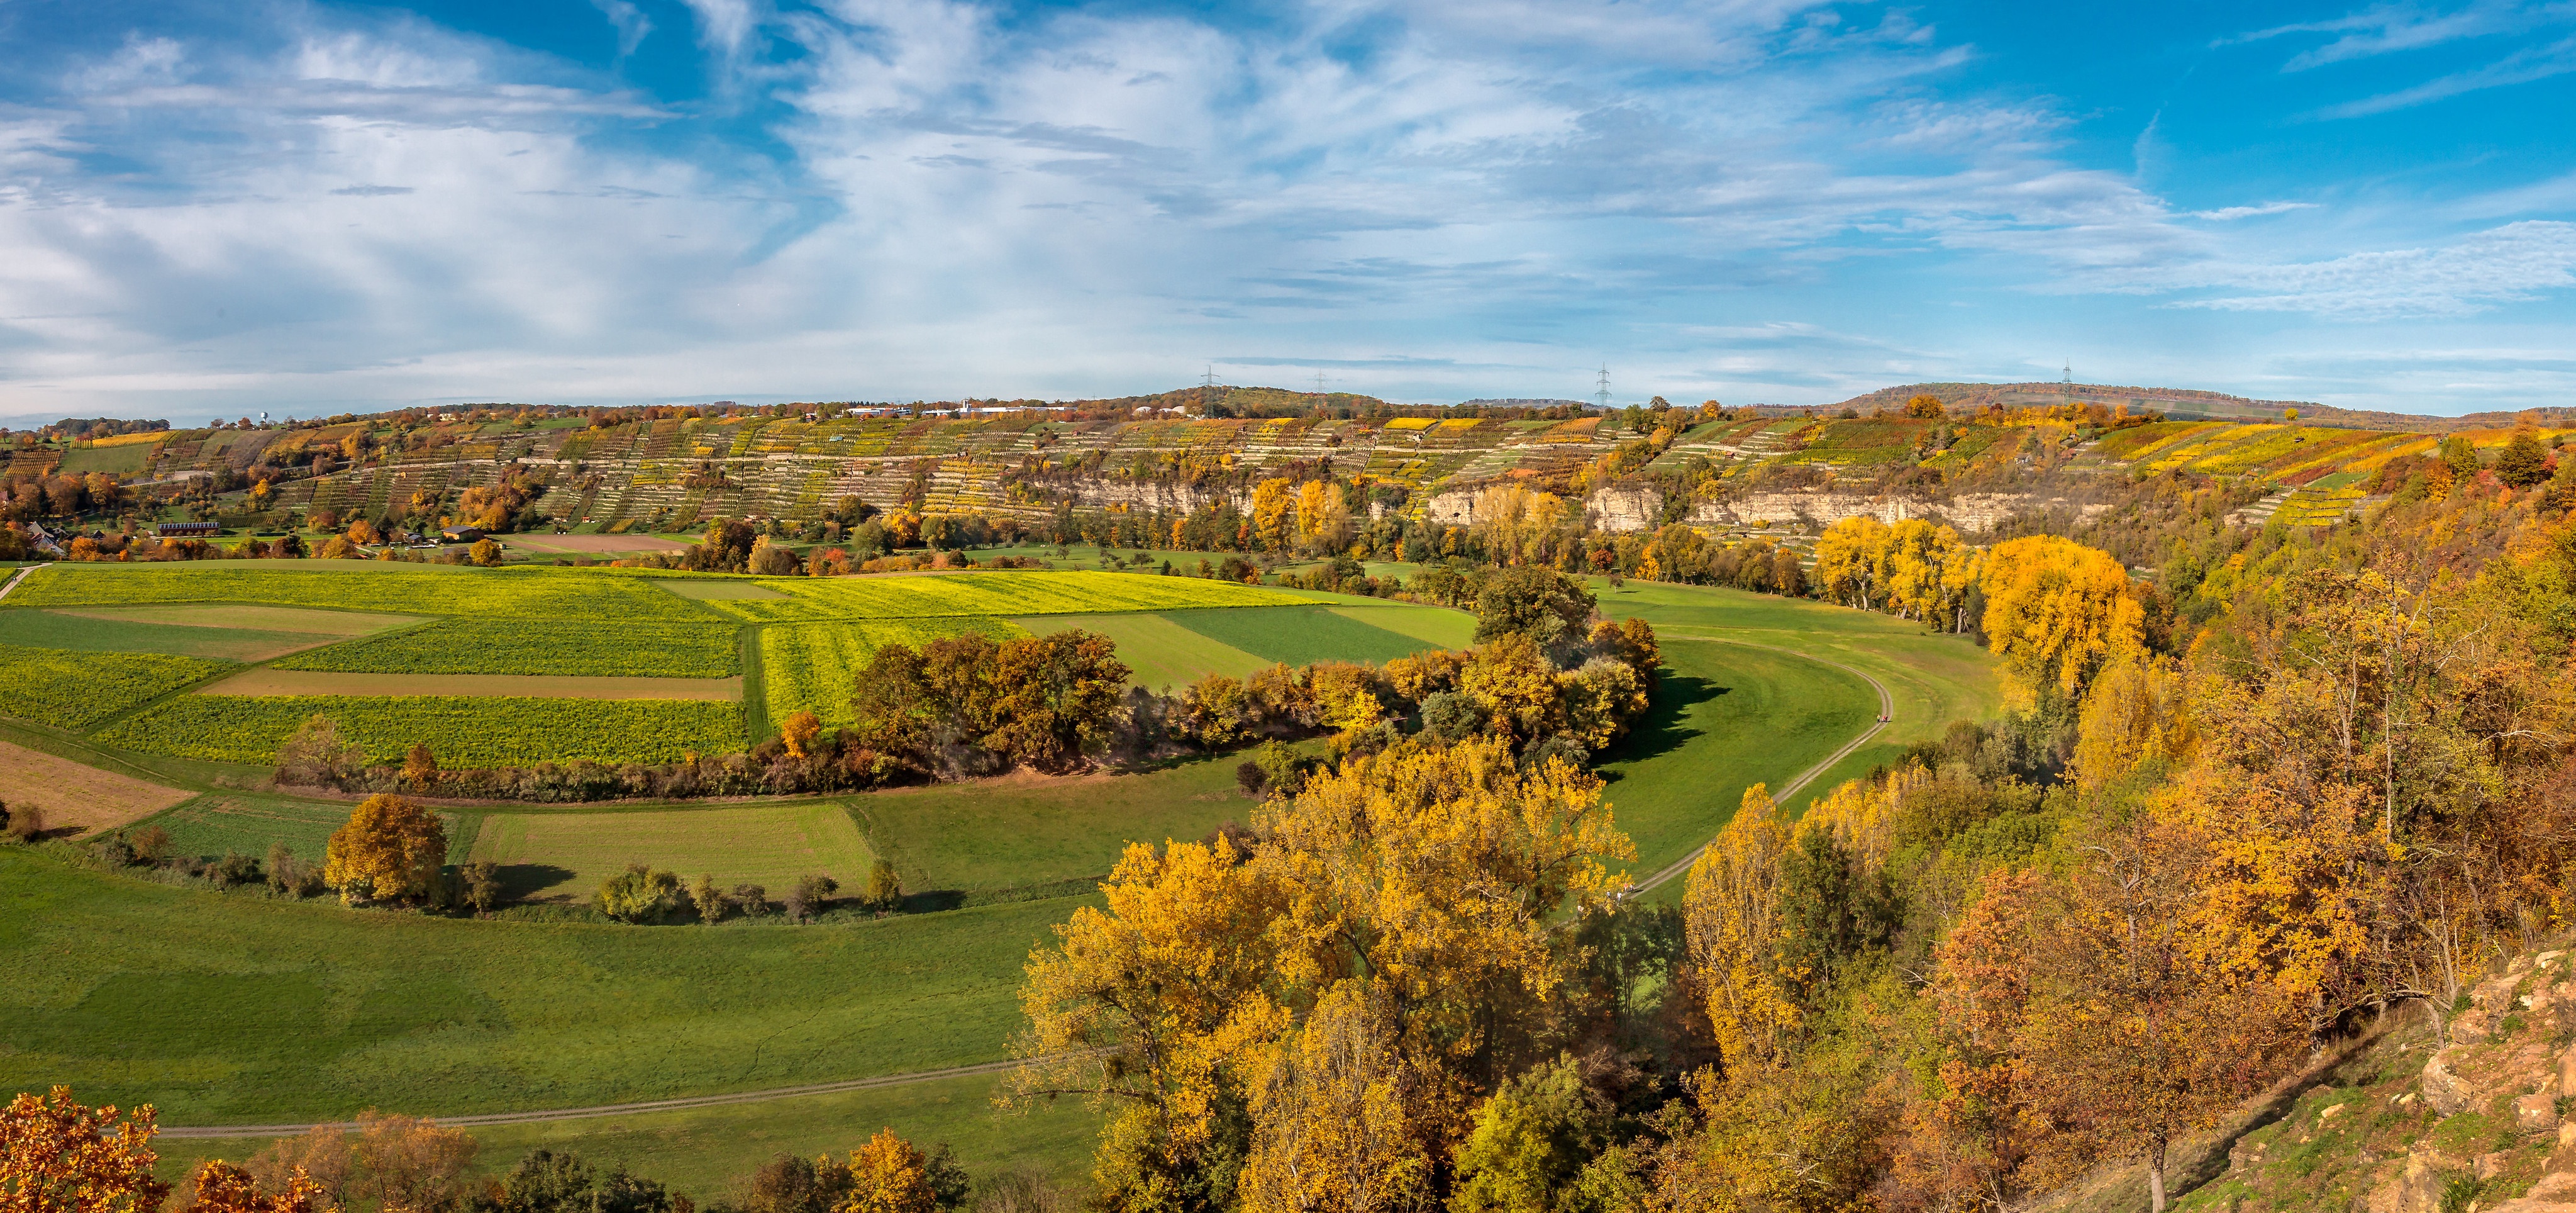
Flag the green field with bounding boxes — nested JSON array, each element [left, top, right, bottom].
[[1157, 603, 1468, 667], [0, 846, 1080, 1124], [855, 751, 1267, 896], [758, 617, 1024, 727], [469, 802, 874, 902], [701, 571, 1325, 623], [1013, 612, 1272, 692], [151, 795, 369, 863], [9, 563, 726, 622], [0, 642, 235, 729], [152, 1071, 1099, 1199], [276, 618, 741, 678], [0, 610, 352, 662], [96, 696, 746, 768]]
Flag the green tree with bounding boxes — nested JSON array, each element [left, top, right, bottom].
[[1450, 1056, 1602, 1213], [1472, 566, 1596, 652], [594, 863, 682, 923], [2440, 433, 2481, 479], [2496, 428, 2550, 488]]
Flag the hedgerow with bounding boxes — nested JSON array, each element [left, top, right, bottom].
[[0, 642, 233, 728], [94, 695, 745, 768], [275, 618, 741, 678]]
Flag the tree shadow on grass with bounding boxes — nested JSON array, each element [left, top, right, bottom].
[[495, 863, 577, 902], [1595, 674, 1723, 785]]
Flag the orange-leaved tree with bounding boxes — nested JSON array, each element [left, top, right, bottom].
[[179, 1162, 330, 1213], [0, 1086, 169, 1213], [838, 1129, 934, 1213], [322, 794, 448, 906]]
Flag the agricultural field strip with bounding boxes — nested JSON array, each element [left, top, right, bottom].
[[96, 696, 745, 768], [757, 617, 1021, 727], [273, 618, 740, 679], [157, 1058, 1031, 1138], [1629, 635, 1894, 895], [0, 738, 194, 836], [0, 643, 240, 730], [197, 670, 744, 702], [7, 566, 729, 623]]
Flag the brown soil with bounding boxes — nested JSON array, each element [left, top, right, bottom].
[[0, 739, 194, 836]]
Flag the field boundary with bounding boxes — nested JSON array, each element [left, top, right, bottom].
[[1628, 636, 1894, 897], [157, 1058, 1025, 1138], [0, 562, 50, 601]]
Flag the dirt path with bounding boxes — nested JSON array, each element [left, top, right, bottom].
[[156, 1058, 1026, 1139], [1627, 635, 1894, 897]]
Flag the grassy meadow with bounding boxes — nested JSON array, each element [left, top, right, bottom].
[[467, 802, 875, 902], [0, 844, 1083, 1124]]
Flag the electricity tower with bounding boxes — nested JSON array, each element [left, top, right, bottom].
[[1594, 366, 1613, 412], [1313, 370, 1329, 397]]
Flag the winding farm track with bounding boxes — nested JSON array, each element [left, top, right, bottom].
[[0, 562, 50, 601], [157, 631, 1894, 1140], [1626, 635, 1896, 897]]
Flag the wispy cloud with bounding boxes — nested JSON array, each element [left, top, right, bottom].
[[2160, 221, 2576, 317], [2190, 202, 2321, 220]]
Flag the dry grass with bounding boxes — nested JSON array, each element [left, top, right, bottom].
[[0, 740, 192, 836], [194, 670, 744, 702]]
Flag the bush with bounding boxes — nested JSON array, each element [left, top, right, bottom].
[[1250, 741, 1306, 797], [3, 802, 41, 842], [732, 883, 771, 917], [594, 863, 683, 924], [864, 859, 903, 912], [1235, 760, 1267, 798], [213, 849, 263, 888], [464, 861, 504, 914], [784, 874, 838, 924], [91, 832, 138, 867]]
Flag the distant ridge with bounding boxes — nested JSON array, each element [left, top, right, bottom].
[[1824, 382, 2576, 432], [1458, 398, 1587, 410]]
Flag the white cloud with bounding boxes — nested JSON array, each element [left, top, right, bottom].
[[2159, 221, 2576, 318], [2190, 202, 2321, 220]]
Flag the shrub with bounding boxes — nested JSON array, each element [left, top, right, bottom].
[[1235, 761, 1267, 798], [90, 832, 138, 867], [689, 873, 725, 922], [129, 825, 172, 865], [784, 874, 838, 924], [3, 802, 41, 842], [732, 883, 772, 917], [864, 859, 903, 912], [594, 863, 682, 924], [464, 861, 504, 914], [1250, 741, 1306, 798], [213, 850, 262, 888]]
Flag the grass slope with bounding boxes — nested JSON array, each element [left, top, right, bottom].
[[1590, 639, 1878, 873], [0, 643, 235, 729], [853, 753, 1260, 896], [151, 1071, 1100, 1200], [0, 846, 1084, 1124], [152, 795, 369, 863], [1012, 613, 1270, 693], [95, 696, 746, 768], [1595, 579, 2002, 816], [1158, 605, 1449, 667], [275, 618, 741, 678], [469, 802, 874, 902]]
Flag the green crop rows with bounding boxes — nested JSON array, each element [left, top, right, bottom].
[[759, 617, 1023, 727], [94, 696, 745, 768], [11, 563, 724, 623], [0, 642, 233, 729], [276, 618, 741, 678]]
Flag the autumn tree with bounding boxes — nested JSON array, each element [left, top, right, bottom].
[[349, 1112, 477, 1213], [1471, 566, 1595, 654], [1236, 987, 1430, 1213], [322, 793, 447, 905], [780, 712, 823, 759], [402, 744, 439, 791], [837, 1129, 934, 1213], [1979, 535, 2143, 700], [0, 1087, 169, 1213], [179, 1161, 330, 1213]]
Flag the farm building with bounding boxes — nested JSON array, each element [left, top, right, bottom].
[[156, 522, 220, 538], [441, 525, 487, 543]]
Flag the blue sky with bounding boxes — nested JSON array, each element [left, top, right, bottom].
[[0, 0, 2570, 420]]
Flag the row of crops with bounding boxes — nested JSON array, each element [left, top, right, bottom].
[[94, 696, 745, 768], [274, 618, 741, 678], [3, 642, 235, 729]]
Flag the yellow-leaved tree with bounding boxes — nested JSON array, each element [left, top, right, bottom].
[[0, 1086, 169, 1213], [1237, 985, 1430, 1213], [1681, 785, 1801, 1070], [1979, 535, 2143, 700], [322, 793, 448, 906]]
